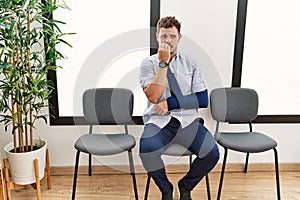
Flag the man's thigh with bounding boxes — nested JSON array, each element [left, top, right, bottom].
[[174, 120, 216, 158], [140, 123, 176, 153]]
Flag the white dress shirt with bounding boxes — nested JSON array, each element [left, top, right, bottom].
[[139, 52, 207, 129]]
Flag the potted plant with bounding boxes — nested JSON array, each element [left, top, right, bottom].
[[0, 0, 71, 185]]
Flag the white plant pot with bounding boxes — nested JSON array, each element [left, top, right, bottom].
[[4, 139, 47, 185]]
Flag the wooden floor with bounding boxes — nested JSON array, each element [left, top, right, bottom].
[[6, 165, 300, 200]]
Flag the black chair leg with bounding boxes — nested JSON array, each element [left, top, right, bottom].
[[144, 173, 151, 200], [189, 154, 193, 166], [128, 150, 139, 200], [88, 153, 92, 176], [217, 148, 228, 200], [244, 152, 250, 173], [72, 150, 80, 200], [273, 148, 281, 200], [205, 175, 211, 200]]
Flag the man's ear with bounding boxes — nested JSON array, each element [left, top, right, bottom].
[[156, 32, 159, 41], [178, 33, 182, 42]]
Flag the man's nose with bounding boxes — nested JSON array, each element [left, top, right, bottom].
[[165, 36, 171, 43]]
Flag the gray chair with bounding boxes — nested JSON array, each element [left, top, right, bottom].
[[72, 88, 138, 200], [144, 119, 211, 200], [210, 87, 281, 200]]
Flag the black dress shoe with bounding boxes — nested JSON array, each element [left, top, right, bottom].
[[162, 185, 173, 200], [178, 179, 192, 200]]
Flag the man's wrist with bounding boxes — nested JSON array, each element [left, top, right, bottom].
[[158, 61, 169, 68]]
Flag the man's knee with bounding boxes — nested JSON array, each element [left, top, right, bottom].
[[139, 139, 163, 155], [139, 142, 150, 155]]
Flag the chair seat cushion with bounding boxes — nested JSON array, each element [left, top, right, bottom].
[[74, 133, 136, 155], [163, 143, 193, 156], [214, 132, 277, 153]]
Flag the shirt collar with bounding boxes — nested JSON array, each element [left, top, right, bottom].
[[173, 51, 180, 62]]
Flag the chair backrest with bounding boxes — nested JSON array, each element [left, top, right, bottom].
[[83, 88, 134, 124], [210, 87, 258, 123]]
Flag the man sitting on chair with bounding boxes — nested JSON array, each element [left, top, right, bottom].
[[139, 16, 219, 200]]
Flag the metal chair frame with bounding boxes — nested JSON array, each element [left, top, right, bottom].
[[215, 122, 281, 200], [72, 88, 138, 200]]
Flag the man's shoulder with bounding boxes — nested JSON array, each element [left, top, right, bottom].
[[177, 52, 198, 66], [142, 54, 158, 64]]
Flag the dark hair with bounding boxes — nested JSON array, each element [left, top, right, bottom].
[[157, 16, 181, 33]]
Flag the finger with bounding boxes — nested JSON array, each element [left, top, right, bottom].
[[166, 44, 170, 50], [160, 43, 169, 50], [154, 106, 159, 113], [155, 107, 164, 115], [154, 106, 161, 113]]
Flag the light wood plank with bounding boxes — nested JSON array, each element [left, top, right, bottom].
[[8, 164, 300, 200], [0, 155, 5, 200], [50, 163, 300, 176]]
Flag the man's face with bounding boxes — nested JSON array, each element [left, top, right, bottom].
[[156, 26, 181, 54]]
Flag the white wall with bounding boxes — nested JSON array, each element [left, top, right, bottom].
[[1, 0, 300, 169]]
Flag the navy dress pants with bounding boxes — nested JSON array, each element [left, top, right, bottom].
[[139, 117, 219, 194]]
